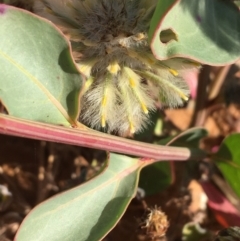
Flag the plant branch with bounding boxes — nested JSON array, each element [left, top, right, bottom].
[[0, 114, 206, 161], [208, 65, 231, 101], [190, 65, 211, 127]]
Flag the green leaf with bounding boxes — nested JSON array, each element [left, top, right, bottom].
[[214, 133, 240, 198], [0, 5, 83, 126], [149, 0, 240, 65], [182, 223, 211, 241], [234, 1, 240, 8], [163, 127, 208, 148], [15, 153, 142, 241], [139, 161, 172, 196], [139, 128, 207, 196]]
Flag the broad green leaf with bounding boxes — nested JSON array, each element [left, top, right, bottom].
[[149, 0, 240, 65], [139, 128, 207, 195], [214, 133, 240, 198], [15, 153, 142, 241], [0, 5, 83, 126]]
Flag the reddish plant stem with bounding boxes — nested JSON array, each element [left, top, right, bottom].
[[0, 114, 206, 161]]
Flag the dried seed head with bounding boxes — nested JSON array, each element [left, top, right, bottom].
[[141, 206, 169, 240], [34, 0, 198, 135]]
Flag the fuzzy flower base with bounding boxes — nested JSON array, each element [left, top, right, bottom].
[[34, 0, 198, 135]]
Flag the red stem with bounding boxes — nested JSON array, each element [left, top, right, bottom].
[[0, 114, 206, 161]]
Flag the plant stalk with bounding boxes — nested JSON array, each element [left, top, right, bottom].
[[0, 114, 206, 161]]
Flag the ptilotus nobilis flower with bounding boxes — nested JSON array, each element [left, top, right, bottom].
[[34, 0, 199, 135]]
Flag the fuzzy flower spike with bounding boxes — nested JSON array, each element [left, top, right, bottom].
[[34, 0, 198, 135]]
